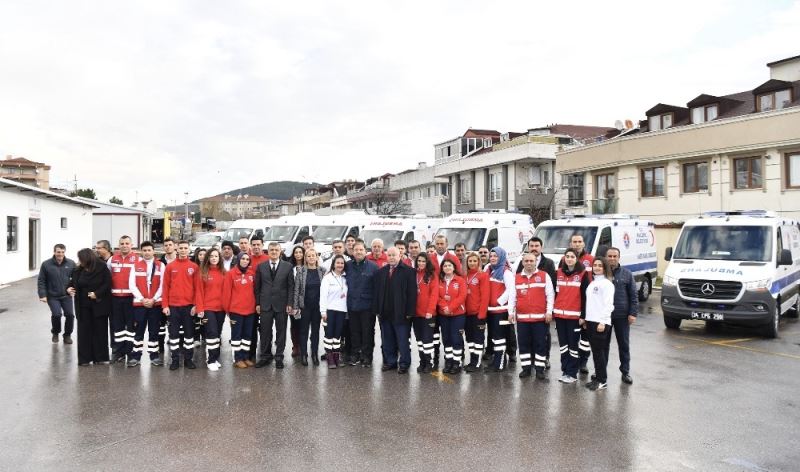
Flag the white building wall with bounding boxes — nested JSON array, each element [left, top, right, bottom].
[[1, 191, 93, 285]]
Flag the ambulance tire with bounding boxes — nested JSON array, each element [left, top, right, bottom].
[[761, 299, 780, 339], [663, 315, 681, 330], [638, 276, 652, 302]]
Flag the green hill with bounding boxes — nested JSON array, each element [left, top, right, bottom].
[[205, 181, 322, 201]]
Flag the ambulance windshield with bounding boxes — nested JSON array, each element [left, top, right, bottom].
[[222, 227, 253, 242], [673, 225, 772, 261], [313, 226, 348, 244], [435, 228, 487, 250], [360, 230, 404, 247], [264, 226, 299, 242], [534, 226, 598, 255]]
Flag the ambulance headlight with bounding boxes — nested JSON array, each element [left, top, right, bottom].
[[662, 275, 678, 287], [745, 279, 771, 292]]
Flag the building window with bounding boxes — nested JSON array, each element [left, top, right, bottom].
[[440, 183, 449, 197], [403, 191, 409, 201], [757, 89, 792, 112], [458, 175, 471, 204], [786, 153, 800, 189], [7, 216, 18, 251], [565, 173, 585, 207], [733, 157, 763, 189], [595, 173, 616, 200], [648, 113, 673, 131], [691, 104, 718, 124], [60, 217, 68, 229], [640, 166, 665, 197], [683, 162, 709, 193], [425, 186, 432, 198], [488, 172, 503, 202]]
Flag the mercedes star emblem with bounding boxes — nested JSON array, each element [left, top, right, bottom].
[[700, 283, 716, 295]]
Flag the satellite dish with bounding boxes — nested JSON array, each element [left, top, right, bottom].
[[614, 120, 624, 130], [624, 119, 634, 129]]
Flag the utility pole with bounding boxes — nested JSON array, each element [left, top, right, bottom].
[[184, 191, 189, 239]]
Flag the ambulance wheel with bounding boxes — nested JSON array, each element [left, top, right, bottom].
[[638, 276, 652, 302], [761, 299, 780, 339], [663, 315, 681, 330]]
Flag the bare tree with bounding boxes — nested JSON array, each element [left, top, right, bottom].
[[364, 187, 411, 215], [522, 186, 560, 225]]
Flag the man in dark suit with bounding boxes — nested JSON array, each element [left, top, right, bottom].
[[254, 242, 295, 369], [515, 236, 557, 367], [373, 247, 417, 374]]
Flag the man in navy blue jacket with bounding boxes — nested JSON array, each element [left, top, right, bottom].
[[604, 247, 638, 385], [346, 240, 379, 367]]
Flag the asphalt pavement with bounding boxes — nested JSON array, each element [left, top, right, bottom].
[[1, 277, 799, 471]]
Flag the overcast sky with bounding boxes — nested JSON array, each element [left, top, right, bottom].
[[1, 0, 798, 206]]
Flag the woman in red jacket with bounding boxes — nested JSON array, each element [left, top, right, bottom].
[[197, 248, 226, 371], [463, 252, 490, 373], [222, 254, 256, 369], [412, 253, 438, 373], [437, 259, 467, 374]]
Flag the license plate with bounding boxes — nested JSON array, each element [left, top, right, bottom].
[[690, 312, 724, 321]]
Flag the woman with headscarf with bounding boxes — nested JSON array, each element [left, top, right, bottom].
[[484, 247, 516, 372]]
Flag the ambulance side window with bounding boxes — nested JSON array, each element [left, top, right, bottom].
[[487, 228, 498, 250], [348, 227, 360, 237], [598, 227, 612, 250], [776, 227, 783, 256], [253, 229, 264, 240], [405, 231, 414, 243]]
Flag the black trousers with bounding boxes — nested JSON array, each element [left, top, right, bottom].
[[587, 321, 612, 383], [463, 315, 485, 367], [299, 305, 322, 357], [249, 313, 260, 361], [348, 310, 376, 362], [77, 305, 109, 364], [203, 310, 226, 364], [259, 308, 288, 360], [167, 306, 194, 361], [604, 317, 631, 375], [110, 296, 134, 357]]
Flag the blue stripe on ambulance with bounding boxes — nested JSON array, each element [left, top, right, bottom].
[[770, 270, 800, 295], [625, 261, 658, 274]]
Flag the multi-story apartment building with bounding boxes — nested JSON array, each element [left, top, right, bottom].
[[199, 194, 269, 219], [0, 156, 51, 189], [389, 162, 450, 216], [555, 54, 800, 223], [433, 126, 614, 219]]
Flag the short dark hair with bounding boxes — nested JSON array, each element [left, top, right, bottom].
[[345, 235, 356, 241], [163, 237, 175, 244], [96, 240, 111, 251], [53, 243, 66, 251], [394, 240, 407, 248], [408, 239, 420, 247], [528, 237, 543, 246], [140, 241, 154, 250], [606, 246, 621, 256], [221, 240, 235, 250], [239, 236, 249, 242], [250, 236, 263, 244], [119, 235, 132, 242], [426, 242, 435, 249], [302, 235, 314, 243], [178, 240, 189, 246], [478, 245, 489, 252], [332, 239, 344, 246], [454, 242, 466, 250], [353, 240, 367, 250]]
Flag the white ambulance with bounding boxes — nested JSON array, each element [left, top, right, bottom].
[[262, 213, 319, 257], [221, 218, 273, 244], [313, 211, 372, 260], [661, 210, 800, 338], [359, 215, 442, 249], [533, 214, 658, 301], [435, 210, 534, 261]]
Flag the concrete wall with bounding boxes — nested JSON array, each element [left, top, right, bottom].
[[1, 190, 93, 285]]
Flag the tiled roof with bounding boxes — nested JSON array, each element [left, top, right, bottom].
[[1, 157, 49, 168]]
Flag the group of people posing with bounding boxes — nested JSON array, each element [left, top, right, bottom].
[[38, 231, 638, 390]]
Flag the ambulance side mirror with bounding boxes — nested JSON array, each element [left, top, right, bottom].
[[664, 247, 673, 262], [778, 249, 793, 266], [596, 245, 608, 258]]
